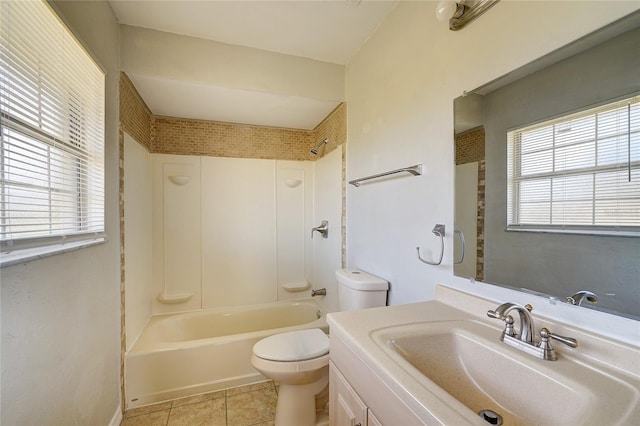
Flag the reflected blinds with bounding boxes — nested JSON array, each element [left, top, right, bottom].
[[507, 95, 640, 234], [0, 0, 105, 252]]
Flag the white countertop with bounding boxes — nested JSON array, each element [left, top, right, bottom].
[[327, 285, 640, 425]]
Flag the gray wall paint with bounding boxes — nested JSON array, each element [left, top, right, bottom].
[[1, 1, 121, 424], [483, 27, 640, 318]]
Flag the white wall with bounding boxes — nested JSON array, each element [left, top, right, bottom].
[[201, 157, 277, 308], [345, 1, 639, 338], [0, 1, 121, 424], [124, 134, 153, 350]]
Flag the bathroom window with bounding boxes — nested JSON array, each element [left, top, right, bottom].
[[507, 95, 640, 236], [0, 0, 105, 262]]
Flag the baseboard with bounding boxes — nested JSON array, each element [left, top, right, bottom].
[[108, 403, 123, 426]]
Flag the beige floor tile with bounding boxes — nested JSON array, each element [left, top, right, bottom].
[[226, 388, 277, 426], [252, 421, 275, 426], [167, 398, 226, 426], [172, 390, 225, 407], [124, 402, 173, 419], [120, 409, 170, 426], [226, 380, 274, 396], [122, 381, 279, 426]]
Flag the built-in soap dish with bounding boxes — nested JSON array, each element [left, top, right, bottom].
[[168, 175, 191, 186], [283, 178, 302, 188], [157, 292, 193, 304], [282, 282, 310, 292]]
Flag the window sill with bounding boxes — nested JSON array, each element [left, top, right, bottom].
[[0, 238, 107, 268], [505, 227, 639, 238]]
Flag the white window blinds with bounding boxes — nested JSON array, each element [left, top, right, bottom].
[[507, 95, 640, 235], [0, 0, 105, 253]]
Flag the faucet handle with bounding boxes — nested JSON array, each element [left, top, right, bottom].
[[487, 309, 503, 320], [540, 328, 578, 348], [538, 328, 578, 361], [503, 315, 517, 337], [487, 312, 518, 338], [311, 220, 329, 239]]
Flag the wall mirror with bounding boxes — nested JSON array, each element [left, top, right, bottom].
[[454, 11, 640, 320]]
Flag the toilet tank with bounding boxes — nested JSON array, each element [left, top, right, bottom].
[[336, 269, 389, 311]]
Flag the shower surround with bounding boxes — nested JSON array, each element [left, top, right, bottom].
[[150, 153, 319, 314], [120, 75, 344, 408]]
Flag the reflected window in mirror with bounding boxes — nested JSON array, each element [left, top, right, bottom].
[[507, 95, 640, 236]]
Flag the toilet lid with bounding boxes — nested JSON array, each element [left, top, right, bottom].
[[253, 328, 329, 361]]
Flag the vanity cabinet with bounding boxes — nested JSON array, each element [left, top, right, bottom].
[[329, 335, 423, 425], [330, 361, 382, 426]]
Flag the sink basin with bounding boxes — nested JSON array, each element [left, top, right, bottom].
[[372, 320, 639, 425]]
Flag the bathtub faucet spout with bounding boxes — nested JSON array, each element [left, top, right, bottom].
[[311, 288, 326, 297]]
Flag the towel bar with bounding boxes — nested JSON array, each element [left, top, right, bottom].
[[349, 164, 422, 187]]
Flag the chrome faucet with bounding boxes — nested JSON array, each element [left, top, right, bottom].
[[566, 290, 598, 306], [488, 302, 578, 361], [487, 302, 535, 344]]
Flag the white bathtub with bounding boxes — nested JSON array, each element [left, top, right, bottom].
[[125, 299, 328, 408]]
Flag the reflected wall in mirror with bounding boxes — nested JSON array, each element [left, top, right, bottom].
[[454, 12, 640, 319]]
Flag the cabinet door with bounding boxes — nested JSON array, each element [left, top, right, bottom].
[[330, 362, 367, 426]]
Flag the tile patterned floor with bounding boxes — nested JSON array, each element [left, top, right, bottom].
[[121, 381, 277, 426]]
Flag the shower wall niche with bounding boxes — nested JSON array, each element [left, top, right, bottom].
[[152, 154, 202, 312]]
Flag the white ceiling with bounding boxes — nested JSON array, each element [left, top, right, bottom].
[[129, 74, 341, 130], [110, 0, 398, 65], [110, 0, 399, 129]]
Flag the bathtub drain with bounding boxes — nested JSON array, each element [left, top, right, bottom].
[[478, 409, 502, 425]]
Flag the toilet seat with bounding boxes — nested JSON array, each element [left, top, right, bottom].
[[253, 328, 329, 361]]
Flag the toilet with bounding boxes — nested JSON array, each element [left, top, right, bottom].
[[251, 268, 389, 426]]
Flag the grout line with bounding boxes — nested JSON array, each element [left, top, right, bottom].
[[225, 391, 228, 426], [167, 398, 175, 426]]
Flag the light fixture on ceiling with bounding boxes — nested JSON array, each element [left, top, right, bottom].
[[435, 0, 500, 31]]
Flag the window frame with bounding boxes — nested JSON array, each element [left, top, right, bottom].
[[0, 0, 106, 266]]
